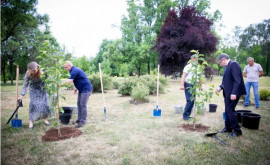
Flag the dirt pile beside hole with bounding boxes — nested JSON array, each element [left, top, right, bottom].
[[42, 127, 82, 142], [180, 124, 209, 132]]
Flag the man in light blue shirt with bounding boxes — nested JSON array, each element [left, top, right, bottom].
[[243, 57, 263, 108]]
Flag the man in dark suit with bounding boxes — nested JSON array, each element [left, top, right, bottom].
[[216, 53, 246, 137]]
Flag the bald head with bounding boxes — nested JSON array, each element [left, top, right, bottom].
[[64, 61, 73, 71]]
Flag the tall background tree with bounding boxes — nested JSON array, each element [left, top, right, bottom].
[[90, 0, 221, 77], [1, 0, 46, 84], [155, 6, 218, 75], [239, 19, 270, 76], [1, 0, 71, 84]]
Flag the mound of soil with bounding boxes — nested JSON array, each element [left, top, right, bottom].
[[180, 124, 209, 132], [42, 127, 82, 142]]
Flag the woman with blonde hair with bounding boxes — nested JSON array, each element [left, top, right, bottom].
[[18, 62, 50, 128]]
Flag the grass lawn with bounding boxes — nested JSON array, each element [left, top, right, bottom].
[[1, 76, 270, 165]]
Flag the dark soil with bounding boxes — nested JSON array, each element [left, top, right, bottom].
[[180, 124, 209, 132], [42, 127, 82, 142]]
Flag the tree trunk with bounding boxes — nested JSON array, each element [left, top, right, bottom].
[[1, 61, 7, 84], [147, 62, 150, 75], [57, 85, 61, 136], [9, 59, 14, 85], [265, 50, 269, 76], [137, 67, 141, 78]]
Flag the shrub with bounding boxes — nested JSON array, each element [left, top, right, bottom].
[[118, 75, 168, 96], [138, 75, 156, 94], [259, 89, 270, 100], [131, 83, 150, 102], [159, 75, 168, 87], [88, 73, 113, 92], [118, 77, 137, 96], [112, 79, 121, 89], [138, 75, 167, 94]]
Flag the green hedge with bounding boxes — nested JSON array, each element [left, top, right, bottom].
[[118, 75, 168, 101], [88, 73, 113, 92]]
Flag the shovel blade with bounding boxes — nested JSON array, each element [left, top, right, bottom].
[[153, 109, 161, 117], [205, 133, 218, 137], [11, 119, 22, 128]]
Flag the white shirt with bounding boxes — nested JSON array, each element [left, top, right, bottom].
[[183, 63, 200, 83], [243, 63, 263, 82]]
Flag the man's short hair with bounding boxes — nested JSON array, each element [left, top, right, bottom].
[[217, 53, 230, 61], [247, 57, 254, 62], [64, 61, 73, 66]]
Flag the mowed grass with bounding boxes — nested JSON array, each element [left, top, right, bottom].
[[1, 76, 270, 165]]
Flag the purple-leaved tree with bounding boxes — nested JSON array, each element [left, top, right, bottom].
[[155, 6, 218, 76]]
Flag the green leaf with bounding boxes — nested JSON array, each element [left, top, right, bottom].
[[60, 95, 66, 101], [59, 107, 64, 113], [190, 50, 198, 53], [202, 61, 208, 65]]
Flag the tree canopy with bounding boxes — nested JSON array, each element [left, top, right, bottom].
[[155, 6, 218, 75], [1, 0, 71, 84], [239, 19, 270, 76]]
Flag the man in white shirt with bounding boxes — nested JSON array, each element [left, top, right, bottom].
[[243, 57, 263, 108], [180, 55, 202, 120]]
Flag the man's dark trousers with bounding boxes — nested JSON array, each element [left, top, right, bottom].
[[224, 97, 241, 131], [183, 82, 194, 120]]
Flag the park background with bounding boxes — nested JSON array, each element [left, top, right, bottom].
[[1, 0, 270, 164]]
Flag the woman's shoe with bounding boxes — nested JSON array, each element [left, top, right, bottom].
[[29, 126, 34, 129]]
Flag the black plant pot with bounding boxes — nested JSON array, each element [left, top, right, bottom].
[[62, 107, 73, 114], [209, 104, 217, 113], [242, 113, 261, 130], [236, 110, 252, 123], [59, 113, 72, 125]]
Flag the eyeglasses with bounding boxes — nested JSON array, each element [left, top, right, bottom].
[[218, 59, 224, 64]]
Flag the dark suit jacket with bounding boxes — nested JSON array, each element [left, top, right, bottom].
[[219, 60, 246, 98]]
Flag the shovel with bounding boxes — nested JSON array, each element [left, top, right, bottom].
[[7, 65, 23, 128], [6, 100, 23, 127], [205, 132, 226, 145], [153, 65, 161, 117], [99, 63, 106, 120]]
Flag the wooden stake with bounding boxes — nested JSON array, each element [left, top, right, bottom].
[[16, 65, 19, 108]]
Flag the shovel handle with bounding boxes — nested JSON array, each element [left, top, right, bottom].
[[6, 104, 20, 124], [213, 135, 226, 145], [16, 65, 19, 108]]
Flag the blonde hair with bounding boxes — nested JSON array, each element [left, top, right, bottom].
[[27, 62, 42, 79]]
